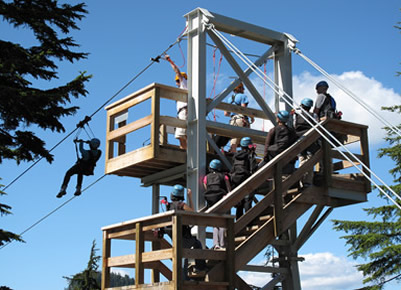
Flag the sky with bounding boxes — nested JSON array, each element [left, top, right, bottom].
[[1, 0, 401, 289]]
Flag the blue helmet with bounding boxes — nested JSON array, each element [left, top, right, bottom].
[[209, 159, 222, 171], [240, 137, 253, 147], [316, 81, 329, 89], [171, 184, 185, 199], [277, 110, 290, 122], [301, 98, 313, 108], [90, 138, 100, 149]]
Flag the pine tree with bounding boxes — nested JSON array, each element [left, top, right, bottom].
[[65, 240, 101, 290], [332, 14, 401, 289], [0, 0, 90, 248], [0, 0, 91, 164]]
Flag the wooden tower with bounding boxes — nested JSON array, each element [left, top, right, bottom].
[[101, 8, 370, 290]]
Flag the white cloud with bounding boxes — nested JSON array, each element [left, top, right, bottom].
[[248, 70, 401, 144], [238, 252, 364, 289], [300, 252, 363, 290]]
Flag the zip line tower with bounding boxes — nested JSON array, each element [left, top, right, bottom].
[[101, 8, 371, 289]]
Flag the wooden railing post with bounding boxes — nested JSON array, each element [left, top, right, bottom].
[[226, 217, 235, 289], [360, 127, 371, 192], [274, 162, 284, 236], [101, 230, 110, 290], [322, 138, 332, 188], [135, 222, 144, 286], [172, 215, 183, 289], [151, 87, 161, 157]]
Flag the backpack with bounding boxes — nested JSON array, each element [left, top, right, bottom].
[[78, 149, 101, 176], [204, 171, 228, 207], [167, 201, 192, 238], [230, 150, 255, 188], [321, 94, 341, 119]]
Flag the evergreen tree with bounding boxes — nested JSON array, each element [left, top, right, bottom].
[[65, 240, 101, 290], [0, 0, 90, 248], [332, 14, 401, 290], [0, 0, 91, 164]]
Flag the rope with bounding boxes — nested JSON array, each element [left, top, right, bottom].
[[206, 24, 401, 210], [0, 174, 106, 250], [293, 48, 401, 139], [3, 34, 184, 192]]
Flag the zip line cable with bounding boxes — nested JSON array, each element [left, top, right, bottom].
[[206, 24, 401, 210], [2, 33, 186, 192], [292, 48, 401, 139], [0, 174, 106, 250]]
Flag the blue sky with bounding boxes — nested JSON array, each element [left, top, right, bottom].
[[1, 1, 401, 289]]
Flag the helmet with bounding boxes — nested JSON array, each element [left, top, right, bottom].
[[315, 81, 329, 89], [277, 110, 290, 122], [89, 138, 100, 149], [175, 72, 188, 81], [240, 137, 253, 147], [171, 184, 185, 199], [209, 159, 222, 171], [234, 82, 244, 92], [301, 98, 313, 108]]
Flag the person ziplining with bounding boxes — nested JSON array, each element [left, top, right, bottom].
[[56, 138, 102, 198]]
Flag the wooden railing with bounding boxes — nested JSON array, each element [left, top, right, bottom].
[[101, 210, 235, 289]]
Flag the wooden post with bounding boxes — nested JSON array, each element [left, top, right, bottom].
[[101, 230, 111, 290], [105, 113, 114, 162], [274, 162, 284, 236], [117, 119, 126, 156], [226, 217, 235, 289], [360, 128, 371, 192], [151, 184, 160, 283], [322, 139, 332, 188], [172, 215, 183, 289], [135, 222, 144, 286], [151, 87, 161, 158]]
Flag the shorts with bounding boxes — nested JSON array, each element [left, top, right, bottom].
[[175, 108, 187, 139], [229, 115, 250, 145]]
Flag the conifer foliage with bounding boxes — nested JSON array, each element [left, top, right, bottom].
[[65, 240, 101, 290], [0, 0, 91, 164], [0, 0, 90, 250]]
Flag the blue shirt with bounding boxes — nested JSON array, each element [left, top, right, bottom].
[[228, 93, 249, 106]]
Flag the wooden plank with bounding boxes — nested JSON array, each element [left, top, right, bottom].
[[226, 218, 235, 289], [159, 115, 187, 129], [152, 87, 160, 158], [330, 150, 363, 162], [142, 249, 173, 262], [241, 264, 288, 274], [155, 261, 173, 281], [106, 111, 114, 162], [135, 222, 144, 285], [105, 146, 155, 174], [360, 128, 371, 192], [151, 240, 160, 283], [209, 99, 269, 120], [182, 248, 226, 260], [102, 230, 111, 289], [108, 254, 135, 268], [107, 115, 152, 141], [172, 215, 182, 289], [106, 89, 154, 116], [274, 162, 284, 236], [206, 120, 267, 144], [235, 190, 274, 234], [330, 176, 367, 192]]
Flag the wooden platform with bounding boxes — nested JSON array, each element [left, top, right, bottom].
[[105, 83, 370, 191]]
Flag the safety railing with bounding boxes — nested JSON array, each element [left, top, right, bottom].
[[101, 210, 235, 290]]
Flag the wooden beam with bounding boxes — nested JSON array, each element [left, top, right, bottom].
[[107, 114, 152, 141], [135, 222, 144, 285], [101, 231, 111, 289]]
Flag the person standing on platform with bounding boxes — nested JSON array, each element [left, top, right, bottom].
[[165, 54, 188, 149], [224, 83, 254, 152]]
